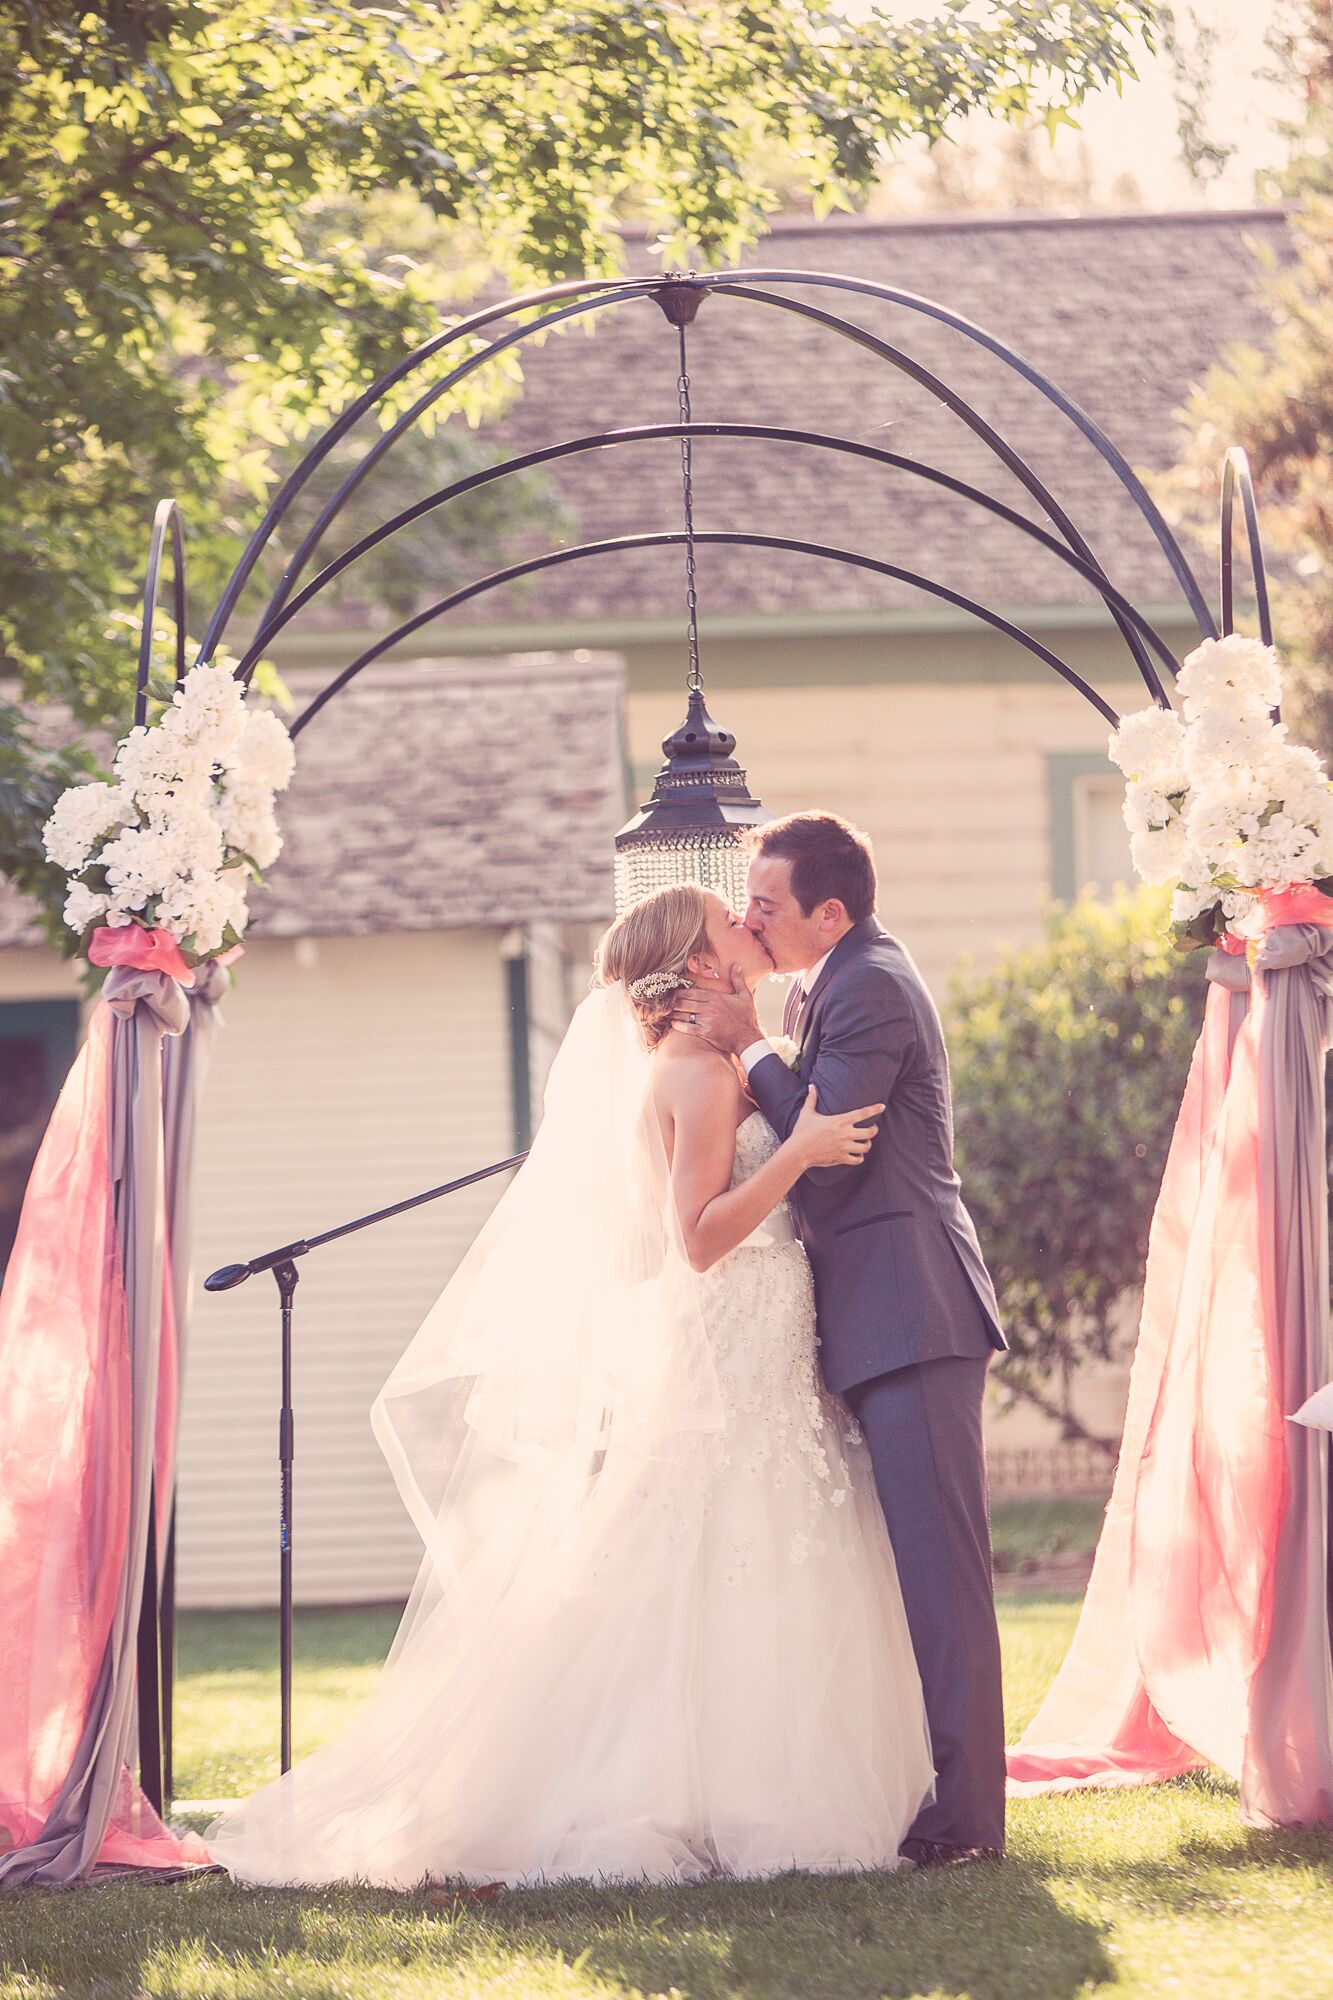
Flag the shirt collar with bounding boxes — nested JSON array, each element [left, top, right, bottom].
[[800, 946, 835, 996]]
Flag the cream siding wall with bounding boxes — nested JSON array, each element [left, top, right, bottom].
[[627, 679, 1119, 1000], [178, 929, 514, 1608], [525, 920, 604, 1108]]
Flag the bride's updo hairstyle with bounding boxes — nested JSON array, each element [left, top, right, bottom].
[[595, 884, 710, 1048]]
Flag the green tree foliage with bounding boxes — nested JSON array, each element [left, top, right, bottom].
[[0, 710, 99, 953], [1158, 1, 1237, 188], [947, 888, 1202, 1451], [0, 0, 1158, 941], [2, 0, 1157, 727], [1152, 1, 1333, 756]]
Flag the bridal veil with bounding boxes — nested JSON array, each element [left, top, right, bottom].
[[371, 978, 726, 1661]]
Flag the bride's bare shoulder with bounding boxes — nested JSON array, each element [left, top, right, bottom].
[[651, 1037, 741, 1120]]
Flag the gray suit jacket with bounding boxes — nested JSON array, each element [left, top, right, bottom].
[[748, 917, 1006, 1393]]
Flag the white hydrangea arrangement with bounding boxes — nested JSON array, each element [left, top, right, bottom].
[[1110, 634, 1333, 950], [43, 660, 296, 964]]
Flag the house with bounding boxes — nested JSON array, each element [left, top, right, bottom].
[[0, 208, 1292, 1596], [259, 206, 1290, 1500], [269, 206, 1287, 996]]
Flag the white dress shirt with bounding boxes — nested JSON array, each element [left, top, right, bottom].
[[740, 948, 835, 1075]]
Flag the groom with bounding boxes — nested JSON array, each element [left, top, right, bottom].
[[674, 811, 1008, 1865]]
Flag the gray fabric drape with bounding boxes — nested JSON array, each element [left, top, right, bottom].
[[1241, 924, 1333, 1825], [1207, 927, 1333, 1823], [162, 958, 232, 1397], [2, 970, 185, 1883], [2, 962, 230, 1885]]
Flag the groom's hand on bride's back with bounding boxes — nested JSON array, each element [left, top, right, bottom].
[[793, 1085, 883, 1169], [670, 963, 761, 1054]]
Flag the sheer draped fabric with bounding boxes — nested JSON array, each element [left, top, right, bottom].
[[0, 1003, 208, 1878], [1009, 920, 1333, 1825], [373, 982, 725, 1588]]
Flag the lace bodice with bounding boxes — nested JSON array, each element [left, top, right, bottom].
[[678, 1108, 867, 1580], [729, 1110, 797, 1251]]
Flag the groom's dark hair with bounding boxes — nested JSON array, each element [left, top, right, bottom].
[[747, 812, 877, 922]]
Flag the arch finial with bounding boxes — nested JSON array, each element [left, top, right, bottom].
[[136, 498, 187, 727], [1219, 446, 1273, 645], [652, 274, 706, 326]]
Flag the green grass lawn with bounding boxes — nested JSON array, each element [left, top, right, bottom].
[[4, 1569, 1332, 2000], [987, 1496, 1107, 1575]]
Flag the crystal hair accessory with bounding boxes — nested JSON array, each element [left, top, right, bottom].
[[628, 969, 690, 1003]]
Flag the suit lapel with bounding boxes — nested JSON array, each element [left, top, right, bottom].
[[773, 921, 886, 1056], [796, 918, 883, 1046]]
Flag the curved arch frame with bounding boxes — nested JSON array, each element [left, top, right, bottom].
[[130, 263, 1277, 1814], [289, 528, 1122, 738], [710, 272, 1217, 642], [191, 265, 1233, 723], [704, 283, 1167, 691], [235, 281, 1173, 700], [198, 278, 655, 662], [236, 421, 1180, 697]]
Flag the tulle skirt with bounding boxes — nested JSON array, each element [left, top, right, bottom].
[[207, 1242, 933, 1888]]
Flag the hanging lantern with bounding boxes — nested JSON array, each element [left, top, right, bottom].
[[614, 687, 770, 912], [614, 277, 770, 913]]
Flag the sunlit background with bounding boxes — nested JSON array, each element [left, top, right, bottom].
[[860, 0, 1294, 211]]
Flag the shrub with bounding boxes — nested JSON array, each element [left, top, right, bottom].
[[947, 888, 1203, 1453]]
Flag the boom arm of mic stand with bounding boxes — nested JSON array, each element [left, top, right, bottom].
[[203, 1151, 526, 1293], [199, 1146, 526, 1771]]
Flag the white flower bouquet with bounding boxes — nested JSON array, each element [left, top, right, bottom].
[[1110, 635, 1333, 951], [43, 659, 296, 965], [768, 1033, 804, 1075]]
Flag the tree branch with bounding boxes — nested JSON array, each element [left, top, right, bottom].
[[992, 1365, 1119, 1459], [134, 184, 233, 250], [43, 133, 182, 231]]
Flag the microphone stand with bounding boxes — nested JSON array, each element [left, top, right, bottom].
[[202, 1149, 527, 1773]]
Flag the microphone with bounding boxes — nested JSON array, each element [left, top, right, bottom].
[[204, 1263, 253, 1292]]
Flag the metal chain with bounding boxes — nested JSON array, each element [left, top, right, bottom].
[[675, 322, 703, 695]]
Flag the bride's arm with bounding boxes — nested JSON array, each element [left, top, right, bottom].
[[661, 1059, 883, 1273]]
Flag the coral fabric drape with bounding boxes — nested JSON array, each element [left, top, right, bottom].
[[0, 960, 209, 1877], [1008, 902, 1333, 1824]]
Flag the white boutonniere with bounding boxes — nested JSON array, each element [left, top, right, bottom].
[[768, 1033, 803, 1075]]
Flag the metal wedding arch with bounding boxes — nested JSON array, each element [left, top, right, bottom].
[[125, 265, 1271, 1820]]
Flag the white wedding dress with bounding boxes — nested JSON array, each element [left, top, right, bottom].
[[208, 992, 932, 1890]]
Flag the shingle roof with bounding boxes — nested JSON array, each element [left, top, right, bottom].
[[0, 653, 625, 949], [408, 208, 1288, 636]]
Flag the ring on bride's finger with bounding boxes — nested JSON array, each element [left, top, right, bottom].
[[689, 1011, 697, 1025]]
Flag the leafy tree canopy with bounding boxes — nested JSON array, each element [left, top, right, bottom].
[[2, 0, 1157, 727], [0, 0, 1157, 945]]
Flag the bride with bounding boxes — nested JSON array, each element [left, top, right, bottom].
[[208, 884, 934, 1889]]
